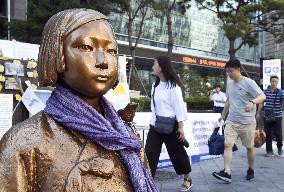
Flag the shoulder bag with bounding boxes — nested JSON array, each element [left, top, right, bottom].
[[264, 90, 278, 124], [152, 85, 176, 134]]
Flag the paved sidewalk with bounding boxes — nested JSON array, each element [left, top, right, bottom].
[[155, 143, 284, 192]]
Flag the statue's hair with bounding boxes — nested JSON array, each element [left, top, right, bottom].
[[38, 9, 109, 86]]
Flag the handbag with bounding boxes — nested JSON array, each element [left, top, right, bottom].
[[208, 125, 238, 155], [265, 109, 275, 124], [254, 129, 266, 148], [155, 115, 176, 134], [264, 90, 278, 124], [152, 84, 176, 134]]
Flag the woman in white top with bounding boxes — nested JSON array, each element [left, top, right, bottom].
[[145, 56, 192, 192]]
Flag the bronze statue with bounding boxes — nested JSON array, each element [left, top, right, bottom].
[[0, 9, 157, 192]]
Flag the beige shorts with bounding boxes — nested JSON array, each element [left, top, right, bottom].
[[224, 121, 256, 148]]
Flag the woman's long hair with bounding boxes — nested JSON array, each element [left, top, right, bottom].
[[154, 56, 184, 89]]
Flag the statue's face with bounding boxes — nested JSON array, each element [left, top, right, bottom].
[[63, 20, 118, 97]]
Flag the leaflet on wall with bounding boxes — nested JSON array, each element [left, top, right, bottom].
[[27, 60, 37, 69], [5, 77, 20, 90], [4, 62, 24, 76], [0, 75, 5, 82], [0, 94, 13, 139], [0, 64, 4, 72]]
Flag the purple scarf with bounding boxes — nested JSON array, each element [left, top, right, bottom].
[[44, 84, 158, 192]]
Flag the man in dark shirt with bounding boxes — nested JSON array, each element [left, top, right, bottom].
[[257, 76, 284, 157]]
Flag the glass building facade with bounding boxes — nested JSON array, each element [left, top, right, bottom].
[[108, 1, 260, 64], [108, 0, 261, 95]]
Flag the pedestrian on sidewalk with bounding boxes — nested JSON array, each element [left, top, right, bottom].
[[212, 59, 266, 183], [209, 84, 227, 113], [257, 76, 284, 157], [145, 56, 193, 192]]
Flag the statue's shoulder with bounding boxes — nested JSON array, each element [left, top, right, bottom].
[[0, 112, 59, 152], [2, 112, 46, 140]]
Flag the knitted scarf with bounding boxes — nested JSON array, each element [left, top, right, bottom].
[[44, 84, 157, 192]]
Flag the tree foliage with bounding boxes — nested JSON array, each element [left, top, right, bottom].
[[195, 0, 284, 59], [2, 0, 128, 43], [177, 67, 209, 97]]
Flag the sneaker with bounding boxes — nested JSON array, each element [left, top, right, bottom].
[[212, 170, 231, 183], [179, 177, 193, 192], [265, 152, 274, 157], [246, 168, 254, 180], [278, 149, 283, 156]]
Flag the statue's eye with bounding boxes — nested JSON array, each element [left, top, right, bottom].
[[76, 45, 93, 51], [107, 49, 117, 55]]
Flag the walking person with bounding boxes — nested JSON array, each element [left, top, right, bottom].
[[209, 84, 227, 113], [145, 56, 192, 192], [257, 76, 284, 157], [212, 59, 266, 183]]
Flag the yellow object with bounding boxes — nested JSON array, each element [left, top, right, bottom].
[[15, 94, 22, 101], [27, 60, 37, 69], [0, 56, 9, 60], [0, 75, 5, 82], [33, 70, 38, 78], [113, 84, 126, 94], [0, 64, 4, 72], [0, 83, 2, 91], [13, 60, 21, 64]]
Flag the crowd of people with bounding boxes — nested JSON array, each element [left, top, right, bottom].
[[0, 8, 283, 192]]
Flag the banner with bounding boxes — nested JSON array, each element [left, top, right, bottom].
[[185, 113, 222, 163], [133, 112, 223, 169], [263, 59, 281, 89]]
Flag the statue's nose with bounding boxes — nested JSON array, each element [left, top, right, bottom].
[[95, 51, 108, 69]]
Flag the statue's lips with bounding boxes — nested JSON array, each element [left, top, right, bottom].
[[94, 75, 109, 81]]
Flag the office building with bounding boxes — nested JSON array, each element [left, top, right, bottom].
[[108, 1, 260, 93]]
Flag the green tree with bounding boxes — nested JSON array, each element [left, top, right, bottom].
[[5, 0, 128, 43], [177, 67, 209, 96], [195, 0, 284, 60]]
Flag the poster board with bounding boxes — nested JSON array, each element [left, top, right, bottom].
[[133, 112, 223, 169], [263, 59, 281, 89]]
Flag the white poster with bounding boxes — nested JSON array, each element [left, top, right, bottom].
[[263, 59, 281, 90], [118, 55, 128, 84], [0, 94, 13, 139], [185, 113, 222, 163], [133, 112, 223, 169]]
